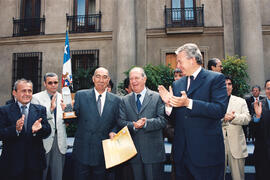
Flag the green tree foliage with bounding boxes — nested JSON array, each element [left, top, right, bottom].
[[118, 64, 174, 93], [222, 55, 250, 97]]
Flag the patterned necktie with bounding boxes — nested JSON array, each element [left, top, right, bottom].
[[21, 105, 28, 131], [136, 94, 142, 112], [97, 94, 102, 115]]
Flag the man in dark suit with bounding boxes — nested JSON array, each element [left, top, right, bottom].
[[0, 79, 51, 180], [118, 67, 167, 180], [159, 43, 228, 180], [253, 80, 270, 180], [72, 67, 121, 180], [245, 85, 264, 142]]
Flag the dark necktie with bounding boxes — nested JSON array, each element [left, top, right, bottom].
[[21, 105, 28, 131], [188, 75, 194, 91], [97, 94, 102, 115], [136, 94, 142, 112], [50, 95, 57, 132]]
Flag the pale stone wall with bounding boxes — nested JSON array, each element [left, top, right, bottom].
[[201, 0, 223, 27], [45, 0, 68, 34], [0, 0, 17, 37]]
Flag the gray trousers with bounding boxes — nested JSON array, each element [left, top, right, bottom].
[[42, 134, 65, 180]]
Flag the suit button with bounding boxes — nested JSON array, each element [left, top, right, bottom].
[[185, 116, 188, 119]]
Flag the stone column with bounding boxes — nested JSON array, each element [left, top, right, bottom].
[[239, 0, 265, 87], [115, 0, 136, 86], [222, 0, 235, 56]]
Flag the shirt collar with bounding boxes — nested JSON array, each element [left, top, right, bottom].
[[17, 101, 30, 109], [94, 88, 107, 100], [191, 66, 202, 80]]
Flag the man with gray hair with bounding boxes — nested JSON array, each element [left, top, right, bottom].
[[32, 72, 67, 180], [118, 67, 166, 180], [208, 58, 223, 73], [159, 43, 228, 179]]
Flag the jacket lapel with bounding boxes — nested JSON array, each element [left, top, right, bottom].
[[140, 89, 152, 113], [10, 103, 22, 124], [187, 68, 206, 96]]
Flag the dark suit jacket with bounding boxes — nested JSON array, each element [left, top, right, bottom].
[[0, 102, 51, 176], [118, 89, 167, 164], [172, 68, 228, 167], [254, 98, 270, 158], [73, 89, 121, 166]]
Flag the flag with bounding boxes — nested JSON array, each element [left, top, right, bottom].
[[62, 31, 72, 89]]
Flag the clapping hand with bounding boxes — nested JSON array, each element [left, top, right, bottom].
[[133, 117, 146, 129], [32, 118, 42, 133], [16, 115, 25, 131]]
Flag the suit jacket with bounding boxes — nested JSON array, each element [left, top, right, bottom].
[[118, 89, 167, 164], [222, 95, 251, 159], [172, 68, 228, 167], [0, 102, 51, 176], [32, 90, 67, 154], [254, 98, 270, 159], [72, 88, 121, 166]]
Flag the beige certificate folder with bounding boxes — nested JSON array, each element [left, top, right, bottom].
[[102, 126, 137, 169]]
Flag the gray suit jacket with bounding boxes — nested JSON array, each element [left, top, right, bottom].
[[73, 88, 121, 166], [32, 91, 67, 154], [118, 89, 167, 164]]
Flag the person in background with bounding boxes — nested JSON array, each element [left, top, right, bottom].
[[124, 77, 132, 94], [107, 79, 114, 93], [245, 85, 264, 143], [253, 80, 270, 180], [0, 79, 51, 180], [208, 58, 223, 73], [173, 68, 184, 81], [222, 76, 250, 180], [32, 72, 67, 180]]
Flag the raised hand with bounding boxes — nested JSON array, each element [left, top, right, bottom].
[[32, 118, 42, 133], [254, 100, 262, 118], [50, 93, 57, 112], [158, 85, 173, 104], [16, 115, 25, 131]]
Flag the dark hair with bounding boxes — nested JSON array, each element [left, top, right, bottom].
[[265, 80, 270, 88], [251, 85, 261, 91], [13, 78, 33, 91], [207, 59, 218, 70], [108, 79, 114, 89], [225, 76, 233, 85], [44, 72, 58, 82], [173, 68, 182, 74], [124, 77, 130, 89]]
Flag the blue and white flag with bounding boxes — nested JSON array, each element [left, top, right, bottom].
[[62, 31, 72, 88]]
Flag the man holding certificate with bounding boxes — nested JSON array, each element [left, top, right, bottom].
[[73, 67, 121, 180], [118, 67, 167, 180]]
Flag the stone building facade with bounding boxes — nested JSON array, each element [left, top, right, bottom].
[[0, 0, 269, 104]]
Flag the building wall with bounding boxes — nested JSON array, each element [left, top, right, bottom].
[[0, 0, 270, 104]]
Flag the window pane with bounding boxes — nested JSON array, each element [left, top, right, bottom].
[[77, 0, 85, 16]]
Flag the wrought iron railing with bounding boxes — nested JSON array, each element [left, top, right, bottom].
[[67, 12, 101, 33], [165, 5, 204, 28], [13, 16, 45, 37]]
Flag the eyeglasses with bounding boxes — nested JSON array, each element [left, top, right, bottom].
[[47, 81, 58, 85]]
